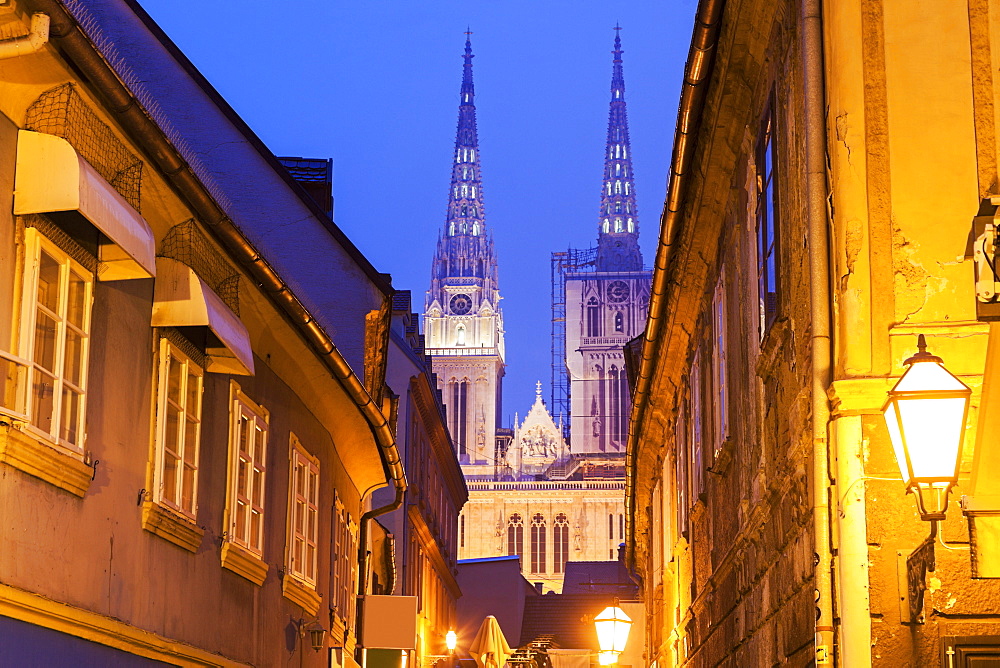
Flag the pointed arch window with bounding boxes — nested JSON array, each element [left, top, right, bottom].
[[614, 312, 624, 333], [450, 378, 469, 458], [456, 324, 466, 346], [606, 183, 612, 197], [586, 298, 602, 337], [615, 218, 623, 233], [553, 513, 569, 574], [472, 223, 480, 236], [615, 164, 621, 176], [625, 183, 631, 195], [603, 219, 611, 234], [627, 218, 634, 233], [507, 513, 524, 558], [530, 513, 546, 573], [615, 181, 622, 194]]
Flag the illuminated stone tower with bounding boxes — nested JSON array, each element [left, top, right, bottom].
[[564, 27, 651, 453], [425, 36, 505, 477]]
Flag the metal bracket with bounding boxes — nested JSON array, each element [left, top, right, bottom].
[[897, 528, 937, 624]]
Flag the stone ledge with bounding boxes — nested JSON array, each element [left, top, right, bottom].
[[282, 574, 322, 615], [141, 501, 204, 553], [0, 424, 91, 497], [221, 541, 268, 586]]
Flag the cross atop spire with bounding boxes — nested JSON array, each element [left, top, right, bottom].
[[596, 25, 643, 272]]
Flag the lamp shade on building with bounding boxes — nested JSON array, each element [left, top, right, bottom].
[[882, 335, 971, 520], [446, 630, 457, 651], [594, 605, 632, 665]]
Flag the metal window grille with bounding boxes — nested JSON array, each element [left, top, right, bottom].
[[25, 83, 143, 212], [159, 220, 241, 315]]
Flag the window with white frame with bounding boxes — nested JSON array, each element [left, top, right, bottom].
[[19, 228, 93, 451], [712, 274, 729, 456], [333, 493, 358, 626], [227, 386, 268, 555], [287, 435, 319, 585], [154, 339, 203, 517]]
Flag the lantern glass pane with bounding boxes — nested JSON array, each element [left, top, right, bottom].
[[895, 395, 966, 481], [895, 361, 966, 392], [883, 402, 908, 482]]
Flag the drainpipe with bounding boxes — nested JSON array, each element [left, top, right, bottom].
[[624, 0, 724, 568], [0, 12, 49, 59], [802, 0, 836, 663]]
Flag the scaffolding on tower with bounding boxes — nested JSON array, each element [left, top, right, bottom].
[[550, 246, 598, 440]]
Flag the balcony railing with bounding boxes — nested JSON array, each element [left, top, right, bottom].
[[580, 336, 630, 347], [0, 349, 30, 423], [425, 347, 498, 357], [466, 480, 625, 492]]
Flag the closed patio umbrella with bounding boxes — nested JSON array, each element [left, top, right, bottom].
[[468, 616, 513, 668]]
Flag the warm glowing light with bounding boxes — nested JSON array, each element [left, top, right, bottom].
[[446, 630, 457, 651], [882, 335, 971, 520], [594, 605, 632, 664]]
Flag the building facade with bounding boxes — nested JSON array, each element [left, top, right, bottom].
[[450, 32, 646, 593], [628, 0, 1000, 666], [0, 1, 404, 666], [381, 291, 468, 668]]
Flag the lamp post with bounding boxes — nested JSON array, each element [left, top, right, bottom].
[[593, 603, 632, 666], [883, 334, 971, 622]]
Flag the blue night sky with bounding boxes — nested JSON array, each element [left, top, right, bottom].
[[137, 0, 697, 424]]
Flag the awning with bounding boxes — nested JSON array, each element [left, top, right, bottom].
[[13, 130, 156, 280], [152, 257, 254, 375]]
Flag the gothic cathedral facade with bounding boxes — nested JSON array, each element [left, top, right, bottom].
[[434, 32, 648, 592]]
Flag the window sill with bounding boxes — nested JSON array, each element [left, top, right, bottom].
[[0, 424, 91, 497], [221, 540, 268, 585], [282, 574, 321, 615], [141, 501, 203, 553]]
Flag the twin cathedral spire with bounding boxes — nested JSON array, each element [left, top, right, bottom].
[[596, 26, 643, 272]]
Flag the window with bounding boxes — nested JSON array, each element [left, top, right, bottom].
[[530, 513, 546, 573], [19, 228, 93, 451], [460, 514, 465, 549], [553, 513, 569, 574], [507, 513, 524, 558], [333, 493, 359, 626], [756, 100, 780, 338], [608, 513, 614, 540], [586, 298, 602, 337], [450, 379, 469, 457], [227, 385, 268, 555], [287, 436, 319, 585], [676, 397, 689, 534], [153, 339, 203, 518], [619, 513, 624, 541], [712, 274, 729, 454], [456, 324, 466, 346], [689, 349, 704, 499]]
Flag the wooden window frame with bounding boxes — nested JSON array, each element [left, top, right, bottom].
[[19, 227, 93, 453], [286, 434, 319, 585], [221, 381, 269, 585]]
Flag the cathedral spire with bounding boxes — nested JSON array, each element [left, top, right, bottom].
[[427, 33, 500, 311], [596, 25, 643, 272], [445, 32, 487, 240]]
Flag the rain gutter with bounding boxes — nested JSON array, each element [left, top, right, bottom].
[[625, 0, 724, 567], [33, 0, 406, 496]]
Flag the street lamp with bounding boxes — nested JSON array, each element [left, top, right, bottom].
[[446, 629, 457, 668], [593, 603, 632, 666], [882, 334, 971, 521], [884, 334, 972, 623]]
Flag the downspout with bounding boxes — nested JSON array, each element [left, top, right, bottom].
[[625, 0, 724, 569], [802, 0, 836, 663], [0, 12, 49, 59]]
